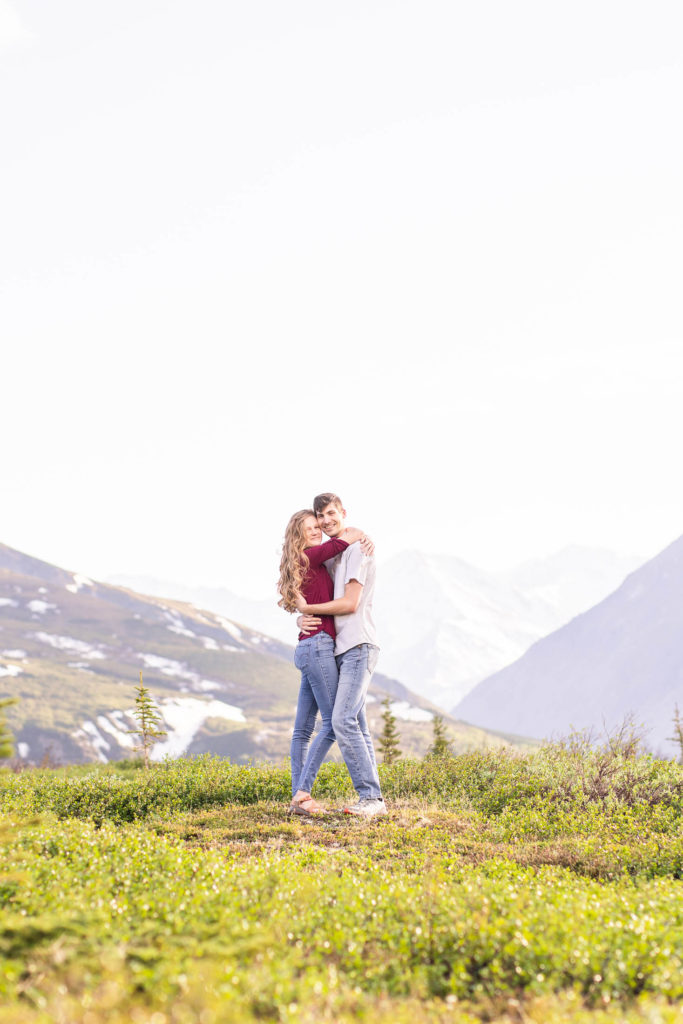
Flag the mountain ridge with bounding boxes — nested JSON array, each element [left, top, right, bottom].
[[453, 533, 683, 755]]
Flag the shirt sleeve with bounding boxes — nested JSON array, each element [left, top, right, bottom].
[[304, 538, 349, 569], [343, 541, 370, 586]]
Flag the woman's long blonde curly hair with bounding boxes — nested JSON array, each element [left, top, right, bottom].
[[277, 509, 316, 613]]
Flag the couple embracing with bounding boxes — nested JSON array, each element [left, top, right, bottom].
[[277, 492, 386, 820]]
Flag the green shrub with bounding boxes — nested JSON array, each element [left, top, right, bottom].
[[2, 747, 682, 825]]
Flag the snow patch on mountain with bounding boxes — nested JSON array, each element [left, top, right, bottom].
[[189, 606, 214, 626], [66, 574, 94, 594], [152, 697, 246, 759], [196, 680, 222, 691], [389, 701, 433, 723], [166, 623, 197, 638], [137, 653, 197, 681], [27, 599, 57, 615], [96, 713, 135, 750], [110, 710, 132, 732], [74, 709, 152, 762], [367, 693, 432, 722], [163, 610, 197, 638], [78, 721, 111, 762], [32, 632, 106, 659], [213, 616, 243, 641], [136, 653, 228, 695], [0, 664, 22, 677], [0, 598, 19, 608]]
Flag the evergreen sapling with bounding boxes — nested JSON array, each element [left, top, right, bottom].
[[427, 713, 453, 758], [669, 703, 683, 764], [128, 672, 167, 768], [378, 696, 402, 764]]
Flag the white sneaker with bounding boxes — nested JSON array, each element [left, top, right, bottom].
[[343, 798, 388, 819]]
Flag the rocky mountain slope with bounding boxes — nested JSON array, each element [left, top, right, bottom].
[[453, 534, 683, 755], [0, 543, 511, 765]]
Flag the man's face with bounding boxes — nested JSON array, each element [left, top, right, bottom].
[[316, 502, 345, 538]]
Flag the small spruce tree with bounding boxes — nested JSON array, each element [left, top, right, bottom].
[[0, 698, 18, 760], [427, 713, 453, 758], [128, 672, 167, 768], [669, 704, 683, 765], [378, 697, 402, 764]]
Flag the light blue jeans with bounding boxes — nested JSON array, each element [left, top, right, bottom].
[[291, 632, 338, 796], [332, 644, 382, 801]]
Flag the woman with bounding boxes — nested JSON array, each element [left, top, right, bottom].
[[277, 509, 369, 815]]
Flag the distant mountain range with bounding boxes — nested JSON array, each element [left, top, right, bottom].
[[376, 545, 643, 707], [0, 542, 512, 765], [112, 546, 642, 710], [454, 534, 683, 756]]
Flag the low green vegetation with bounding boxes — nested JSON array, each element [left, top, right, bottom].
[[0, 698, 16, 759], [3, 739, 683, 1023]]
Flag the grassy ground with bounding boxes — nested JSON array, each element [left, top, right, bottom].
[[2, 745, 683, 1022]]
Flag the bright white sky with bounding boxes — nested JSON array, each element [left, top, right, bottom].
[[2, 0, 682, 598]]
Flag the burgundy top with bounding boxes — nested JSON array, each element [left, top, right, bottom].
[[298, 537, 349, 642]]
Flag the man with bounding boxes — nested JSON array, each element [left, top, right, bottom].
[[297, 492, 386, 819]]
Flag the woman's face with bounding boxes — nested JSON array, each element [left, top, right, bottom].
[[302, 515, 323, 547]]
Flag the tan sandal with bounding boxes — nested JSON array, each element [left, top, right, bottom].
[[288, 794, 325, 817]]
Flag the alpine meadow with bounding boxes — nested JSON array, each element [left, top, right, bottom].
[[3, 731, 683, 1023]]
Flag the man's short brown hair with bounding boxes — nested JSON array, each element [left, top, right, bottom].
[[313, 492, 344, 515]]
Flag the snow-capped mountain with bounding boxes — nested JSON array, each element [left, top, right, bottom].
[[453, 534, 683, 755], [372, 551, 554, 709], [374, 547, 642, 709]]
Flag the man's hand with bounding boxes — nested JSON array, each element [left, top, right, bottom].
[[294, 593, 309, 613], [360, 534, 375, 557], [297, 614, 322, 635]]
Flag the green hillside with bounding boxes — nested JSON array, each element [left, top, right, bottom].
[[0, 543, 516, 765]]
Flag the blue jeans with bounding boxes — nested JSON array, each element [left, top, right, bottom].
[[332, 644, 382, 801], [291, 632, 338, 796]]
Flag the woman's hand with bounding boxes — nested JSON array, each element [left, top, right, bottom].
[[342, 526, 375, 556], [360, 534, 375, 556]]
